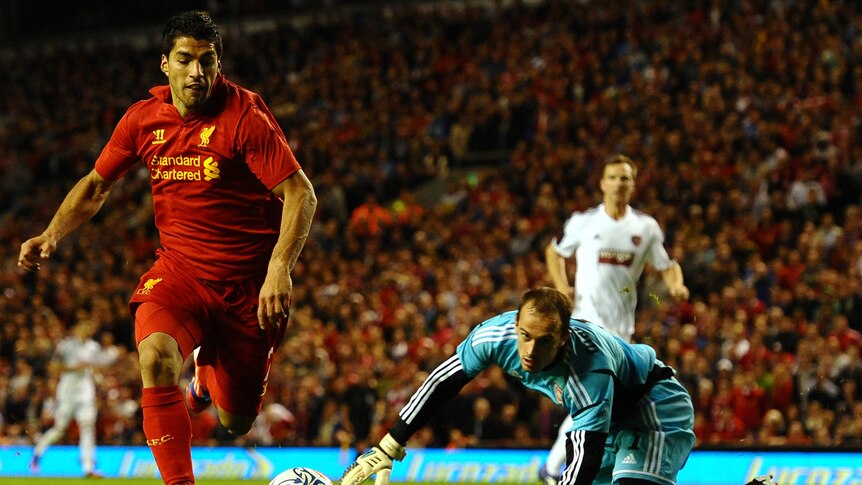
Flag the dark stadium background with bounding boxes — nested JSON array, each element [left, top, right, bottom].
[[0, 0, 407, 45]]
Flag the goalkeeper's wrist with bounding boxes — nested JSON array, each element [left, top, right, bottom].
[[378, 433, 406, 461]]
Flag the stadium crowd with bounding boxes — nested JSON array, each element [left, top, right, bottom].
[[2, 0, 862, 452]]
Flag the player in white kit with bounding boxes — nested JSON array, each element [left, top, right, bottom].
[[30, 319, 119, 477], [541, 154, 689, 484]]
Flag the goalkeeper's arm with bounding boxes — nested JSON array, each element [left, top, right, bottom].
[[389, 354, 473, 444], [341, 354, 473, 485]]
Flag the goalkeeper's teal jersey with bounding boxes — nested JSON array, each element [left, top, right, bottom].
[[456, 310, 676, 434]]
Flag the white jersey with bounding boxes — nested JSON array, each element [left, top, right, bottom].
[[551, 204, 674, 340], [53, 337, 117, 404]]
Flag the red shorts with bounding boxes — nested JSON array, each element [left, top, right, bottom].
[[129, 254, 287, 416]]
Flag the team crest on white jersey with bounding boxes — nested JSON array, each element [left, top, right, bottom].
[[631, 235, 642, 246]]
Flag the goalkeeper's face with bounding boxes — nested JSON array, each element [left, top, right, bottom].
[[515, 303, 567, 372]]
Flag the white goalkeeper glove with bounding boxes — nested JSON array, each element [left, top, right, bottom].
[[341, 433, 406, 485]]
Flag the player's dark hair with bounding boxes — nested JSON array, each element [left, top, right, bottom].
[[162, 11, 222, 57], [601, 153, 638, 178], [518, 287, 573, 335]]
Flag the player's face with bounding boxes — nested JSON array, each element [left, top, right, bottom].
[[161, 36, 220, 117], [600, 162, 635, 205], [515, 303, 567, 372]]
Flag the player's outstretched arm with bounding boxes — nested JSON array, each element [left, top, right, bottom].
[[18, 169, 115, 272], [340, 433, 405, 485], [341, 354, 473, 485]]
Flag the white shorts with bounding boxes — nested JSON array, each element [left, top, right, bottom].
[[54, 398, 97, 427]]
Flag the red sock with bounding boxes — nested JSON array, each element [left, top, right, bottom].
[[142, 386, 194, 485]]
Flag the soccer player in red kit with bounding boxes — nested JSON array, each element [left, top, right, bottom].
[[18, 11, 317, 485]]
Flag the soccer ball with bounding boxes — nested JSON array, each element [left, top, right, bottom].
[[269, 467, 333, 485]]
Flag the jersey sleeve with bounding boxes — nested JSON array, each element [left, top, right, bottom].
[[236, 101, 301, 190], [552, 213, 584, 258], [558, 430, 606, 485], [565, 327, 616, 434], [644, 217, 674, 271], [390, 353, 473, 444], [94, 110, 140, 181], [455, 314, 512, 377], [567, 366, 614, 433]]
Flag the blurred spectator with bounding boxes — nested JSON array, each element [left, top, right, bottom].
[[758, 409, 787, 446], [348, 194, 393, 238]]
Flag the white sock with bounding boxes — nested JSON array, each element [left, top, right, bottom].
[[79, 421, 96, 473]]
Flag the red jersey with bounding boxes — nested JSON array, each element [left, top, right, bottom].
[[95, 75, 300, 281]]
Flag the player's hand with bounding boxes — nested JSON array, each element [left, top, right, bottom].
[[18, 234, 57, 272], [258, 266, 293, 329], [341, 434, 405, 485], [668, 284, 690, 301]]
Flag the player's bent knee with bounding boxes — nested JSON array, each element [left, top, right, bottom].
[[223, 417, 255, 435], [226, 421, 254, 436], [138, 345, 182, 376], [138, 333, 184, 386], [217, 409, 255, 436]]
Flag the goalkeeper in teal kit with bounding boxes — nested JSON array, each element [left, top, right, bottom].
[[341, 288, 695, 485]]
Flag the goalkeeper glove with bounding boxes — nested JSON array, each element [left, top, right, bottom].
[[341, 433, 406, 485]]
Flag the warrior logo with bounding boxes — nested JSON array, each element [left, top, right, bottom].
[[152, 129, 166, 145]]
